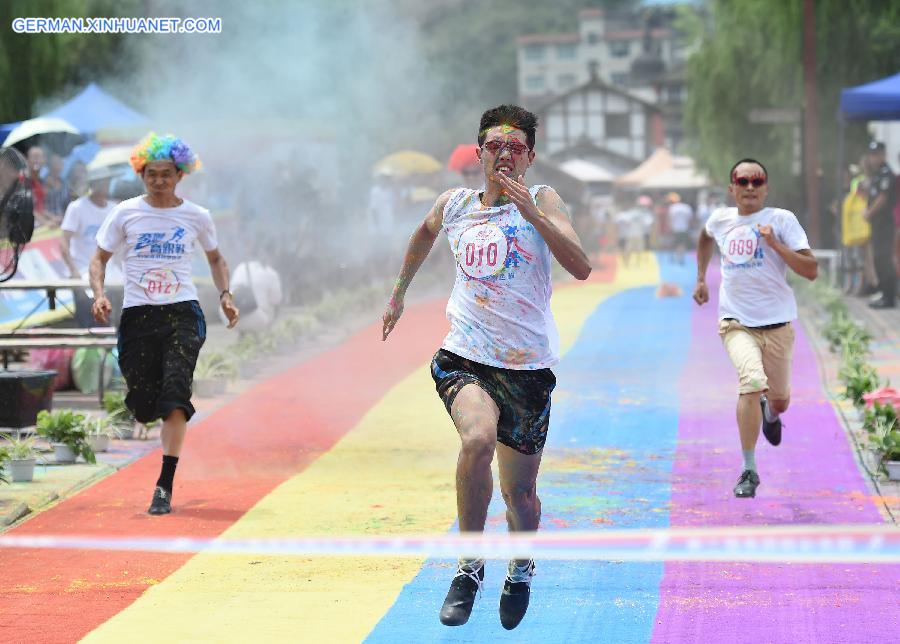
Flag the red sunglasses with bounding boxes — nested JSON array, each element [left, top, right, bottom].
[[482, 140, 530, 156], [732, 176, 767, 188]]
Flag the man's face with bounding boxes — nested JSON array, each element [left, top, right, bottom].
[[142, 160, 182, 196], [26, 147, 44, 175], [89, 178, 110, 198], [867, 150, 885, 167], [728, 162, 768, 212], [477, 125, 534, 185]]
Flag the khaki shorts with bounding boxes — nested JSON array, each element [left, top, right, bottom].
[[718, 319, 795, 399]]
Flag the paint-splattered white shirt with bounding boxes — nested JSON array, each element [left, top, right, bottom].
[[440, 185, 559, 369]]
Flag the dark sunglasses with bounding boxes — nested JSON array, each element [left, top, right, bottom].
[[732, 176, 766, 188], [482, 140, 530, 155]]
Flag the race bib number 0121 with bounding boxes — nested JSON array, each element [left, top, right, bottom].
[[456, 223, 509, 279], [723, 225, 760, 265], [139, 268, 181, 301]]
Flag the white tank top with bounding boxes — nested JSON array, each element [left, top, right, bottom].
[[440, 185, 559, 370]]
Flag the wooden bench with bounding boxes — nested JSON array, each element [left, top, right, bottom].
[[0, 327, 118, 402]]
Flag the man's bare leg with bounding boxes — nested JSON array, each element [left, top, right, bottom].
[[439, 384, 499, 626], [150, 408, 188, 515], [734, 391, 763, 498]]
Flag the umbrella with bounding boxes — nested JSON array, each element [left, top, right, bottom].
[[447, 144, 480, 172], [87, 145, 134, 170], [2, 117, 85, 155], [373, 150, 442, 177]]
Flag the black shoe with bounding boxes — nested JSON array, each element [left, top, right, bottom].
[[499, 559, 535, 630], [857, 284, 879, 297], [439, 562, 484, 626], [734, 470, 760, 498], [760, 396, 782, 446], [148, 486, 172, 515], [869, 298, 896, 309]]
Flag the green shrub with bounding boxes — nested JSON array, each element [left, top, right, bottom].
[[35, 410, 96, 464], [870, 416, 900, 462], [863, 402, 898, 434], [195, 351, 239, 380], [0, 433, 39, 459], [839, 356, 881, 407]]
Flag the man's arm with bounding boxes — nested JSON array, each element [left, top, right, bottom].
[[495, 174, 591, 280], [89, 248, 113, 324], [693, 228, 715, 305], [756, 224, 818, 281], [382, 189, 452, 340], [864, 192, 887, 221], [60, 231, 80, 278], [206, 249, 239, 328]]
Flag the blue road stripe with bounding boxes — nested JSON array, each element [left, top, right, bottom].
[[365, 257, 694, 642]]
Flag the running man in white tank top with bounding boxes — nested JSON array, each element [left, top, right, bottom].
[[382, 105, 592, 630]]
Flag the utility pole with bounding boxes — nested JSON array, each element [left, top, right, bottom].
[[802, 0, 820, 246]]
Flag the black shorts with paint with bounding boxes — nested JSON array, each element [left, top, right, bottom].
[[117, 300, 206, 424], [430, 349, 556, 455]]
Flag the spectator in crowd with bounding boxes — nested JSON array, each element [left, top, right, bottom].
[[666, 192, 694, 264], [67, 160, 89, 198], [25, 146, 48, 226], [840, 162, 876, 296], [864, 141, 896, 309], [43, 153, 71, 224], [60, 166, 124, 327]]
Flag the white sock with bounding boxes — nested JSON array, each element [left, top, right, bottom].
[[459, 557, 485, 572], [742, 449, 756, 472]]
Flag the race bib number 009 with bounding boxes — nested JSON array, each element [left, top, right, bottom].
[[456, 223, 509, 279], [723, 225, 759, 265], [140, 268, 181, 301]]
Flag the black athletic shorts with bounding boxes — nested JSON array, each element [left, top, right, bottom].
[[430, 349, 556, 455], [117, 300, 206, 424]]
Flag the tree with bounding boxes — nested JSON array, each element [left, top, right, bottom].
[[684, 0, 900, 207]]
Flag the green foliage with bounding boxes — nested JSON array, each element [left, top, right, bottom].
[[194, 351, 239, 380], [0, 433, 39, 460], [102, 390, 133, 426], [863, 402, 898, 435], [35, 409, 96, 464], [0, 0, 143, 122], [82, 415, 119, 438], [683, 0, 900, 200], [869, 415, 900, 462], [0, 446, 9, 484], [838, 355, 880, 407]]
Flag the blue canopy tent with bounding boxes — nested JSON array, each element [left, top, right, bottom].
[[44, 83, 149, 134]]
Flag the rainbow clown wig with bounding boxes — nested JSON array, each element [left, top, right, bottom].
[[129, 132, 201, 175]]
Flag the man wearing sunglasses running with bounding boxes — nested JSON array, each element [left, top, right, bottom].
[[693, 158, 817, 499], [382, 104, 591, 630]]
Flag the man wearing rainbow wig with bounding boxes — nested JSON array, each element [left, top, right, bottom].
[[90, 133, 240, 515]]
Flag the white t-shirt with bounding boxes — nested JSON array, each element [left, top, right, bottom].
[[668, 202, 694, 233], [218, 261, 282, 332], [95, 196, 218, 308], [60, 196, 122, 280], [440, 186, 559, 370], [705, 206, 810, 327]]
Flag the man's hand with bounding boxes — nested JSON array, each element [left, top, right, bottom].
[[493, 172, 540, 221], [220, 293, 239, 329], [756, 223, 778, 247], [382, 295, 404, 341], [92, 296, 112, 324], [693, 281, 709, 306]]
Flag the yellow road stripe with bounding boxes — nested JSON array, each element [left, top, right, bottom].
[[82, 255, 660, 643]]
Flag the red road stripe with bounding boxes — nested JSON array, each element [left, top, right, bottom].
[[0, 299, 448, 642]]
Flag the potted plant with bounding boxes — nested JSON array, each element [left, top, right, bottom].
[[0, 446, 9, 484], [838, 356, 881, 408], [233, 334, 264, 378], [83, 415, 119, 453], [35, 409, 96, 464], [193, 351, 238, 397], [0, 433, 41, 482], [870, 417, 900, 480], [103, 391, 135, 439]]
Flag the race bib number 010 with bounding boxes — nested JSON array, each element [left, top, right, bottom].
[[456, 223, 509, 279], [140, 268, 181, 301], [723, 225, 760, 265]]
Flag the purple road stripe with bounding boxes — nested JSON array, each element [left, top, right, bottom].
[[651, 266, 900, 643]]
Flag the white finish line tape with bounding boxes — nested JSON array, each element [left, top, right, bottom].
[[1, 525, 898, 563]]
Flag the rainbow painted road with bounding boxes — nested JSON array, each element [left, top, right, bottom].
[[1, 253, 897, 643]]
